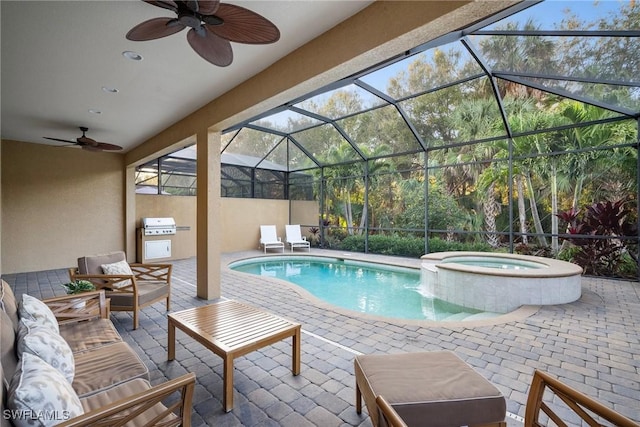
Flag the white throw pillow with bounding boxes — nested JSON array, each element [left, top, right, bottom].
[[17, 321, 75, 383], [7, 353, 83, 427], [18, 294, 59, 333], [101, 260, 134, 289]]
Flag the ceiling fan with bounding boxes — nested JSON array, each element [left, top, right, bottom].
[[126, 0, 280, 67], [44, 127, 123, 151]]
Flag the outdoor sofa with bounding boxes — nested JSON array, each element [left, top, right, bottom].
[[1, 280, 195, 427]]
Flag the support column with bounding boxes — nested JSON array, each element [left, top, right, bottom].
[[125, 165, 137, 263], [196, 129, 221, 299], [0, 141, 3, 275]]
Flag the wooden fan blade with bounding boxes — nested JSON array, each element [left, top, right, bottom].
[[44, 137, 76, 144], [143, 0, 178, 12], [126, 17, 185, 41], [77, 136, 97, 145], [196, 0, 219, 15], [95, 142, 123, 151], [187, 27, 233, 66], [206, 3, 279, 44]]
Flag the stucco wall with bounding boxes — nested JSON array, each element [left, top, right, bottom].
[[290, 200, 320, 237], [1, 140, 124, 274], [221, 198, 289, 252]]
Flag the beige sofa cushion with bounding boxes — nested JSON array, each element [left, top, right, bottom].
[[1, 309, 18, 396], [80, 378, 178, 426], [0, 281, 19, 404], [59, 318, 122, 353], [72, 342, 149, 398], [0, 280, 19, 333]]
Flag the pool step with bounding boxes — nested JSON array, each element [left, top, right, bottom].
[[463, 312, 501, 321], [441, 311, 501, 322], [441, 312, 473, 321]]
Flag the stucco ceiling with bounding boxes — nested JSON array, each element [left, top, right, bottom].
[[0, 0, 375, 153]]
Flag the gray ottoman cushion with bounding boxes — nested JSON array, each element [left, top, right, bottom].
[[355, 351, 506, 427]]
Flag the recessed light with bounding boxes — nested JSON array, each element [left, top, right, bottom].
[[102, 86, 119, 93], [88, 109, 102, 114], [122, 50, 143, 61]]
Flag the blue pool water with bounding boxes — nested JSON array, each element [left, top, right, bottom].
[[230, 256, 492, 321]]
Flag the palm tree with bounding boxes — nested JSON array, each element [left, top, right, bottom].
[[559, 101, 620, 210], [500, 98, 556, 247]]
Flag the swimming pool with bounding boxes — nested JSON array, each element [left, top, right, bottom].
[[229, 256, 499, 321]]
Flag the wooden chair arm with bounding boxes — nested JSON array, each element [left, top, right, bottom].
[[42, 290, 109, 324], [129, 263, 172, 269], [524, 370, 639, 427], [69, 272, 139, 293], [57, 373, 196, 427], [376, 395, 408, 427], [69, 264, 171, 288]]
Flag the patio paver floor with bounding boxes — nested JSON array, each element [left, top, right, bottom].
[[3, 249, 639, 426]]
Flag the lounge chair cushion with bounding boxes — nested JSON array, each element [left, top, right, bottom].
[[17, 322, 75, 383], [78, 251, 126, 275], [355, 351, 506, 427], [106, 281, 170, 307], [8, 353, 84, 426], [72, 342, 149, 398], [18, 294, 59, 333]]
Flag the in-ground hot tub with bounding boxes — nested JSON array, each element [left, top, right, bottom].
[[420, 252, 583, 313]]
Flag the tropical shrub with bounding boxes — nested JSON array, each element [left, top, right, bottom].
[[427, 237, 492, 253], [557, 199, 638, 277], [338, 235, 492, 258]]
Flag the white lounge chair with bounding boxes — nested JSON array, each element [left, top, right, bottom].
[[285, 224, 311, 252], [260, 225, 284, 253]]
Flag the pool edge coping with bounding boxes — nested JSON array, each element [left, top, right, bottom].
[[421, 251, 583, 278]]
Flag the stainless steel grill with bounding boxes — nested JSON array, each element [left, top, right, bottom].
[[141, 217, 176, 236]]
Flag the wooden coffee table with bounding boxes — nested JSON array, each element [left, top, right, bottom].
[[167, 299, 301, 412]]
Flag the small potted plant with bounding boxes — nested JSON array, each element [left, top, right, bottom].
[[62, 280, 96, 294], [61, 280, 96, 308]]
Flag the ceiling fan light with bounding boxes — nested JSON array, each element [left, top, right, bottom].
[[122, 50, 144, 61], [178, 13, 201, 28]]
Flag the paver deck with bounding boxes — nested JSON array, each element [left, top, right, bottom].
[[2, 249, 639, 426]]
